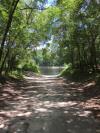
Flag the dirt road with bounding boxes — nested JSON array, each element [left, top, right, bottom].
[[0, 74, 100, 133]]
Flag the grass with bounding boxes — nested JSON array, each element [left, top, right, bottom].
[[8, 70, 24, 79]]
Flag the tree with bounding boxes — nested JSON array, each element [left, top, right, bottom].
[[56, 0, 100, 72], [0, 0, 20, 62]]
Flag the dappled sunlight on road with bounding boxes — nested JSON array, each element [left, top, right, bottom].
[[0, 74, 100, 133]]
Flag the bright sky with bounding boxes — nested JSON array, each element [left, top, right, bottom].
[[47, 0, 55, 5], [24, 0, 55, 5], [45, 0, 56, 7]]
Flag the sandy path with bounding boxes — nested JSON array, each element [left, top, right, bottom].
[[0, 74, 100, 133]]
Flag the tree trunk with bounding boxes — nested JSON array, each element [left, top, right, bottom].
[[90, 42, 97, 71], [77, 44, 81, 70], [0, 0, 20, 62]]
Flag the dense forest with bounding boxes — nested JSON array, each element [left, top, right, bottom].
[[0, 0, 100, 132], [0, 0, 100, 76]]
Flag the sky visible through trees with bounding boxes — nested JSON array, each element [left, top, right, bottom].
[[0, 0, 100, 132], [0, 0, 99, 74]]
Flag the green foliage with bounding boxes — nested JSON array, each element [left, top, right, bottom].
[[57, 0, 100, 73], [22, 62, 39, 73], [0, 0, 100, 77], [8, 70, 23, 79], [60, 64, 73, 76]]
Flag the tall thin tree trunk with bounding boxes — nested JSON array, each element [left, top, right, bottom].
[[0, 0, 19, 63], [90, 42, 97, 71], [0, 48, 10, 74]]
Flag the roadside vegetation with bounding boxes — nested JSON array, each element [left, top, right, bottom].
[[0, 0, 100, 78], [0, 1, 100, 130]]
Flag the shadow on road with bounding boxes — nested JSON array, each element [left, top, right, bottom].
[[0, 74, 100, 133]]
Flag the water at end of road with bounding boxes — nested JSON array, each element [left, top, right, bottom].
[[39, 66, 64, 76]]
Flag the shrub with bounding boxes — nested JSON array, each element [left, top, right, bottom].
[[22, 61, 39, 73], [60, 64, 74, 76]]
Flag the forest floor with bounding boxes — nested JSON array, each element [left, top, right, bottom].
[[0, 72, 100, 133]]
